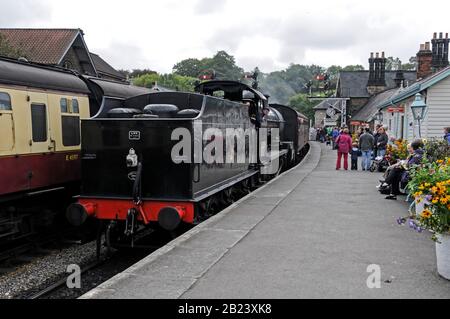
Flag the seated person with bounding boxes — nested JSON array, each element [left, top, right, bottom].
[[384, 139, 424, 200]]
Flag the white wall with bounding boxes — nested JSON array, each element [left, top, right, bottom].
[[425, 75, 450, 139], [381, 76, 450, 141]]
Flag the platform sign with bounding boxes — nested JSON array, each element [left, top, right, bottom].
[[324, 119, 337, 126], [387, 107, 404, 113]]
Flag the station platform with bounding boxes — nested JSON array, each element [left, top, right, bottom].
[[81, 142, 450, 299]]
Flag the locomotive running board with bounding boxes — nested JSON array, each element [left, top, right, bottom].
[[193, 170, 259, 202]]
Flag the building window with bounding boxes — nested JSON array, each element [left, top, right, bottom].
[[0, 92, 12, 110], [31, 103, 47, 142], [63, 60, 73, 69], [61, 115, 80, 146], [72, 99, 79, 113], [60, 98, 68, 113]]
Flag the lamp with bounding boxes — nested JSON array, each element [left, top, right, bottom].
[[410, 93, 427, 137], [411, 93, 427, 121], [375, 110, 383, 122]]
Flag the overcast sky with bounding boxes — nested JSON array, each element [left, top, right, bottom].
[[1, 0, 449, 73]]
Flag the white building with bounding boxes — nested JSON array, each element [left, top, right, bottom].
[[378, 66, 450, 141]]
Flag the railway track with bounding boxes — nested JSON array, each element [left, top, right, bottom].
[[28, 260, 104, 299]]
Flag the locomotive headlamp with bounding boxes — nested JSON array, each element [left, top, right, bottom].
[[126, 148, 138, 168]]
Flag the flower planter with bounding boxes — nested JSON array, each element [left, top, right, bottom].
[[436, 233, 450, 280]]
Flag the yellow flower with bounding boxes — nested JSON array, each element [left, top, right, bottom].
[[437, 160, 444, 165], [421, 210, 432, 219], [432, 198, 439, 204], [431, 186, 438, 194], [419, 185, 425, 190], [425, 183, 431, 187], [440, 197, 448, 204], [414, 191, 423, 197]]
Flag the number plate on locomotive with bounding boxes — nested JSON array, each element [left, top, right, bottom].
[[129, 131, 141, 141]]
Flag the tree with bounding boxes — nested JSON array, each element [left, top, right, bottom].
[[133, 72, 197, 92], [0, 34, 24, 58], [342, 65, 364, 71], [173, 51, 244, 81], [386, 56, 402, 70], [288, 93, 317, 120], [173, 58, 204, 78]]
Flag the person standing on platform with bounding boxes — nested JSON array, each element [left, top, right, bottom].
[[359, 127, 375, 171], [351, 142, 362, 170], [373, 124, 381, 159], [335, 128, 353, 170], [377, 127, 388, 158], [332, 127, 340, 149]]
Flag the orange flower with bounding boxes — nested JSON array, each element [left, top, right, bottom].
[[420, 210, 432, 219]]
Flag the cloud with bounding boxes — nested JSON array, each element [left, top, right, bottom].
[[0, 0, 52, 27], [194, 0, 227, 15], [93, 42, 152, 71]]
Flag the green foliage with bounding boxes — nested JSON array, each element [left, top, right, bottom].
[[288, 93, 317, 119], [385, 56, 416, 71], [173, 51, 244, 80], [133, 73, 197, 92], [0, 34, 24, 58], [407, 157, 450, 239], [424, 138, 450, 163]]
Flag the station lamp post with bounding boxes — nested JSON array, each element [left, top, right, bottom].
[[410, 93, 427, 138], [374, 110, 383, 125]]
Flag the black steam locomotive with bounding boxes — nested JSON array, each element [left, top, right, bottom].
[[67, 80, 309, 247]]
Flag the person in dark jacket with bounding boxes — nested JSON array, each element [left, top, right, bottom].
[[359, 128, 375, 171], [385, 139, 424, 200], [376, 127, 388, 158], [351, 142, 362, 170], [373, 124, 382, 159]]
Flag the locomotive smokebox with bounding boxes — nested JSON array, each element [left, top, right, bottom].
[[66, 202, 95, 226], [158, 206, 185, 231]]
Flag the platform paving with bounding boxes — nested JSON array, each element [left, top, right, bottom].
[[81, 142, 450, 299]]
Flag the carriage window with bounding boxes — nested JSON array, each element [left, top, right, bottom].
[[0, 92, 11, 110], [60, 98, 68, 113], [72, 99, 79, 113], [31, 103, 47, 142], [61, 115, 80, 146]]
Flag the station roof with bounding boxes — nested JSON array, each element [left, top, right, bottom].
[[377, 66, 450, 109], [338, 71, 416, 98]]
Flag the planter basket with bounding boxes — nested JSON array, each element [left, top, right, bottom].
[[436, 233, 450, 280]]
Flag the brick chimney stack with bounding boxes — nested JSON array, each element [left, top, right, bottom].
[[367, 51, 387, 95], [431, 32, 449, 71], [416, 42, 433, 79]]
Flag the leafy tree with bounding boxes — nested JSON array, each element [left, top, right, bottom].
[[386, 56, 402, 70], [129, 69, 157, 78], [0, 34, 24, 58], [133, 73, 197, 92], [173, 58, 204, 78], [173, 51, 244, 80], [288, 93, 318, 120], [342, 65, 364, 71]]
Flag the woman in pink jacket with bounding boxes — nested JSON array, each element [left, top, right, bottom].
[[335, 128, 353, 170]]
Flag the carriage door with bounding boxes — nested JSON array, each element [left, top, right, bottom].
[[29, 93, 50, 154], [0, 92, 14, 152]]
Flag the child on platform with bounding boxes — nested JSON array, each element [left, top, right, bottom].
[[351, 142, 362, 170]]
